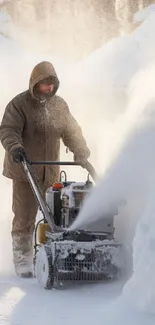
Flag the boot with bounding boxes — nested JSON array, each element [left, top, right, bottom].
[[12, 234, 34, 278]]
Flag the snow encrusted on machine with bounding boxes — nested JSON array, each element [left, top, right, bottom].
[[35, 231, 124, 289], [46, 238, 124, 282], [61, 182, 88, 208], [56, 240, 122, 265]]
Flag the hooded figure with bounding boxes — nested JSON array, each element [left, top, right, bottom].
[[0, 61, 90, 278]]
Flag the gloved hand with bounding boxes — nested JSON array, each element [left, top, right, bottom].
[[12, 147, 26, 163], [74, 154, 88, 168]]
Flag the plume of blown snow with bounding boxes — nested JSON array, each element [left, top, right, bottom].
[[70, 64, 155, 242], [62, 6, 155, 125]]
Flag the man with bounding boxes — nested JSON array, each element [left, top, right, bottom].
[[0, 61, 90, 278]]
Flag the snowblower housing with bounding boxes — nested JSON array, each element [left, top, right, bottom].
[[46, 180, 116, 234], [22, 159, 123, 290]]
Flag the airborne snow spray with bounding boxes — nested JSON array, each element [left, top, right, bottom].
[[70, 65, 155, 241]]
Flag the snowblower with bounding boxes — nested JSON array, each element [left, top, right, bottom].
[[22, 158, 123, 289]]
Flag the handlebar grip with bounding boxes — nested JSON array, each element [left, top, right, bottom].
[[84, 161, 97, 181]]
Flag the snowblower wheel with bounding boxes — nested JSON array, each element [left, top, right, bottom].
[[35, 245, 54, 289]]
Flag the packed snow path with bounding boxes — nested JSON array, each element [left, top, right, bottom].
[[0, 276, 155, 325], [0, 277, 124, 325]]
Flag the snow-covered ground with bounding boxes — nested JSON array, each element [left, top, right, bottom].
[[1, 4, 155, 325]]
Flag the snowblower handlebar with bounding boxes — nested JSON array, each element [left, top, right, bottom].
[[28, 160, 97, 181], [29, 161, 83, 165]]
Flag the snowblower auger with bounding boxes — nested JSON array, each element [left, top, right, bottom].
[[22, 158, 123, 290]]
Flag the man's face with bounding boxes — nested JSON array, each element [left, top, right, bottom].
[[39, 83, 54, 94]]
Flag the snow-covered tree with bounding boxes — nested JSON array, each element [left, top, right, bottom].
[[0, 0, 10, 4], [115, 0, 155, 32], [0, 0, 118, 58], [0, 0, 154, 57]]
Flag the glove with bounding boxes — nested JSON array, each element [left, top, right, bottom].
[[12, 147, 26, 163], [74, 154, 88, 168]]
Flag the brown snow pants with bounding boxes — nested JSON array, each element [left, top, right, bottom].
[[12, 180, 39, 236]]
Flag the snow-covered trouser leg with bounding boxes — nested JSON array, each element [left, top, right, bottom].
[[12, 234, 34, 277], [12, 180, 38, 277]]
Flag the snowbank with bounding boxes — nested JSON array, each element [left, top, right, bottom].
[[123, 185, 155, 314]]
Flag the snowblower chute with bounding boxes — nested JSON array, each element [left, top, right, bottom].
[[22, 159, 123, 289]]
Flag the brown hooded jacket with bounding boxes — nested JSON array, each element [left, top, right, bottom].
[[0, 61, 90, 186]]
